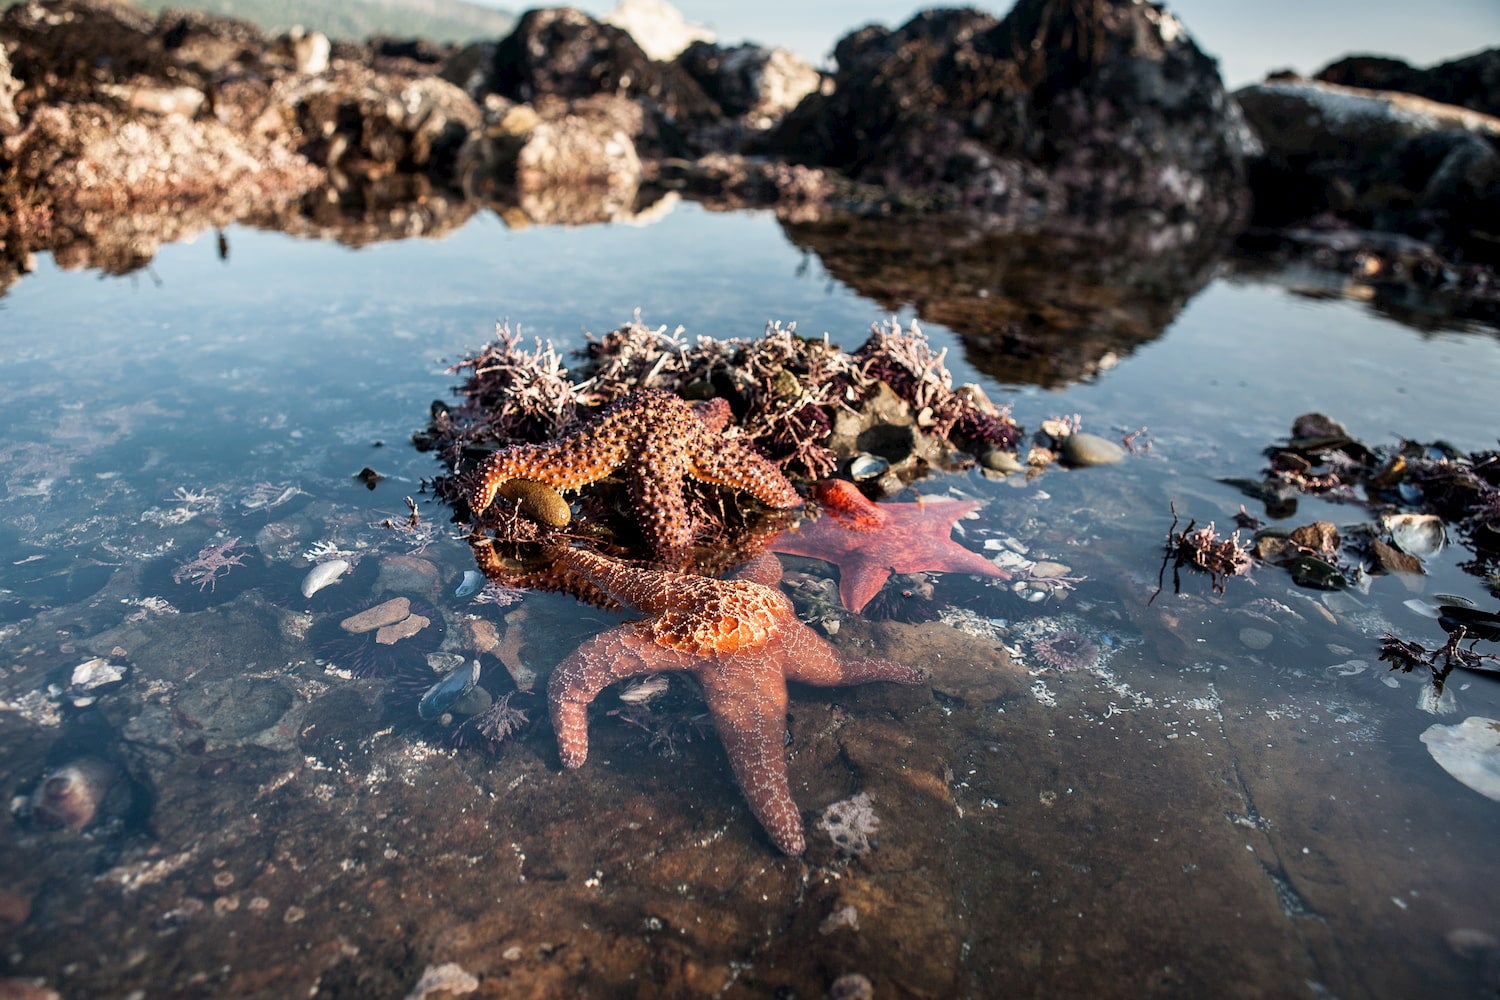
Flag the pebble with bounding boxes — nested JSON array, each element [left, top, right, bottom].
[[376, 555, 440, 595], [980, 450, 1023, 474], [1238, 627, 1274, 650], [341, 598, 410, 634], [1060, 432, 1126, 467]]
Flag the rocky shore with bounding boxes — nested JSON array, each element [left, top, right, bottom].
[[3, 0, 1496, 319]]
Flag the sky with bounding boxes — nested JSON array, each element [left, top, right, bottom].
[[493, 0, 1499, 89]]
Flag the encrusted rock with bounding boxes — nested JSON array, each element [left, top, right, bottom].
[[767, 2, 1255, 232], [678, 41, 822, 127], [486, 7, 717, 125]]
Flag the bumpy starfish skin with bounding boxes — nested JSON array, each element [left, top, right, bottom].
[[467, 389, 802, 559], [771, 478, 1010, 613], [547, 546, 924, 855]]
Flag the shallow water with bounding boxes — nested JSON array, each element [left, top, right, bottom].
[[2, 201, 1498, 998]]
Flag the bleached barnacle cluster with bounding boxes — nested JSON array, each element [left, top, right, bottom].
[[817, 791, 880, 857]]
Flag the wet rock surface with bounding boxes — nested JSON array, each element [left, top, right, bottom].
[[2, 557, 1495, 997], [765, 2, 1255, 234]]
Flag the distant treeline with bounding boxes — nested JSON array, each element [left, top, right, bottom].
[[2, 0, 517, 45]]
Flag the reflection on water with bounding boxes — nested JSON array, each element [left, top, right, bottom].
[[1, 201, 1499, 997]]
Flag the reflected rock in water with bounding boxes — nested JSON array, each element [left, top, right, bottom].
[[0, 0, 483, 285], [764, 1, 1255, 234], [781, 213, 1223, 387], [458, 94, 649, 226]]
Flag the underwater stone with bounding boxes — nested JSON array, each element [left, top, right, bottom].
[[981, 450, 1023, 474], [1420, 716, 1500, 801], [1238, 627, 1274, 650], [1060, 432, 1126, 467], [341, 598, 410, 634], [375, 613, 430, 645]]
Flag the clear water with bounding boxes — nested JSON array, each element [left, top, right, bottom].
[[2, 201, 1498, 997]]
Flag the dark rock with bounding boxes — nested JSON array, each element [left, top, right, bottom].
[[1317, 48, 1500, 118], [1235, 78, 1500, 254], [487, 7, 718, 125], [290, 71, 481, 178], [765, 3, 1255, 233], [677, 41, 822, 126], [780, 212, 1225, 387]]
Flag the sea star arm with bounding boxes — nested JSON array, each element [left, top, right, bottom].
[[468, 435, 629, 515], [686, 439, 804, 510], [771, 627, 927, 687], [698, 660, 804, 855], [628, 458, 695, 560], [548, 626, 690, 768]]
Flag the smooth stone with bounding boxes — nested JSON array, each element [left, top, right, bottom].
[[1060, 432, 1126, 467], [981, 450, 1023, 474], [376, 555, 441, 595], [1238, 627, 1274, 650], [340, 597, 410, 634]]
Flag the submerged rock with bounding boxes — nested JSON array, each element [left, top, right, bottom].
[[1060, 432, 1126, 468]]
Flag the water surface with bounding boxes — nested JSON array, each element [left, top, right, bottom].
[[1, 201, 1498, 998]]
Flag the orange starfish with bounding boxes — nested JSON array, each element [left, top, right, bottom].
[[547, 546, 925, 855], [771, 478, 1010, 613], [467, 389, 802, 561]]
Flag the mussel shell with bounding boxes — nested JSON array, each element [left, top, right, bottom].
[[1384, 513, 1446, 559], [418, 660, 481, 720]]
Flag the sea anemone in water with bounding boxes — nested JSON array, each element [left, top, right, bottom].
[[1030, 629, 1102, 673]]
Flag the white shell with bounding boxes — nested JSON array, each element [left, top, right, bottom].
[[849, 453, 890, 481], [300, 559, 350, 597], [1420, 716, 1500, 801], [1384, 513, 1446, 559], [455, 570, 485, 598], [70, 657, 126, 691]]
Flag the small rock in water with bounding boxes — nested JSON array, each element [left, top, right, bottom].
[[1420, 716, 1500, 801], [981, 450, 1023, 474], [1060, 432, 1126, 467], [300, 559, 350, 598], [1238, 627, 1274, 650]]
